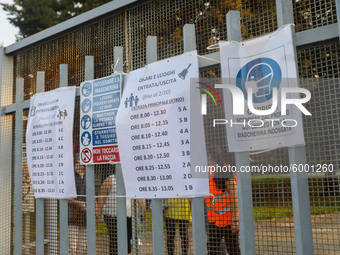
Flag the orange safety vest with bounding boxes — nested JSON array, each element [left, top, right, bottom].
[[204, 172, 233, 227]]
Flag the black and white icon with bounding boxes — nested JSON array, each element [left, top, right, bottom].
[[57, 109, 68, 120]]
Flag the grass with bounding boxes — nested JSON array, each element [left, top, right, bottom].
[[96, 222, 109, 235], [253, 207, 294, 219], [253, 203, 340, 220]]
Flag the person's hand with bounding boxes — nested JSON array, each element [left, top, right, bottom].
[[79, 201, 86, 211], [95, 215, 101, 225], [230, 220, 239, 234]]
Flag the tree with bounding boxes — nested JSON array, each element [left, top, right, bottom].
[[1, 0, 111, 39]]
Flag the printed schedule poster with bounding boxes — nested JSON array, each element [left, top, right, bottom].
[[26, 87, 76, 199], [79, 75, 122, 165], [116, 52, 209, 199]]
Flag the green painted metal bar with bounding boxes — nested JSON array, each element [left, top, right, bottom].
[[115, 46, 129, 255], [276, 1, 314, 254], [335, 0, 340, 42], [147, 35, 165, 255], [289, 147, 314, 255], [14, 77, 24, 255], [36, 71, 45, 255], [85, 56, 96, 255], [0, 47, 14, 255], [59, 64, 69, 255], [227, 10, 256, 255], [183, 23, 207, 255]]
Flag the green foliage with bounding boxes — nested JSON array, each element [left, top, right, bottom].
[[1, 0, 112, 39], [96, 221, 109, 235]]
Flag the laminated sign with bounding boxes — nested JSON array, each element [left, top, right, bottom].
[[80, 75, 122, 164], [116, 52, 209, 199], [219, 24, 306, 152], [26, 87, 76, 199]]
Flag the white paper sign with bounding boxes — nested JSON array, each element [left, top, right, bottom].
[[220, 25, 305, 152], [26, 87, 76, 198], [79, 75, 122, 165], [116, 52, 209, 198]]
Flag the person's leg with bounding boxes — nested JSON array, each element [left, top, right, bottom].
[[104, 215, 118, 255], [224, 225, 240, 255], [137, 205, 142, 245], [69, 225, 77, 255], [77, 225, 87, 254], [165, 217, 176, 255], [127, 217, 133, 254], [207, 223, 223, 255], [178, 219, 189, 255]]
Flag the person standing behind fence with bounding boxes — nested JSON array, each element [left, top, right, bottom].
[[68, 153, 87, 255], [164, 198, 191, 255], [96, 171, 146, 255], [205, 153, 240, 255], [22, 162, 35, 213]]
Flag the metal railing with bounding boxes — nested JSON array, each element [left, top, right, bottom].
[[0, 0, 339, 254]]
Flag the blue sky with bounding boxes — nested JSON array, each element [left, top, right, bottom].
[[0, 0, 19, 47]]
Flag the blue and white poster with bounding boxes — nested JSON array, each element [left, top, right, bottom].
[[80, 75, 122, 164], [219, 24, 306, 152]]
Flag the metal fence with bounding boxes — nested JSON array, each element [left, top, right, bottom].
[[0, 0, 339, 254]]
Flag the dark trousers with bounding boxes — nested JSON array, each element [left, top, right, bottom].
[[104, 215, 132, 255], [165, 218, 189, 255], [207, 222, 240, 255]]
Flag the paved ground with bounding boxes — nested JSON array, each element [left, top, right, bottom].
[[255, 213, 340, 254], [93, 213, 340, 254]]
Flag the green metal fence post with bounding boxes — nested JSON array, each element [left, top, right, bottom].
[[14, 77, 24, 255], [227, 10, 256, 255], [147, 35, 165, 255], [335, 0, 340, 42], [0, 47, 14, 255], [276, 1, 315, 254], [85, 56, 97, 255], [36, 71, 45, 254], [288, 146, 314, 255], [183, 23, 207, 255], [115, 46, 129, 255], [59, 64, 69, 255]]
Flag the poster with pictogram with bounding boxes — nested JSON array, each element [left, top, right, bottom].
[[26, 87, 77, 198], [116, 52, 209, 199], [219, 25, 306, 152], [80, 75, 122, 164]]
